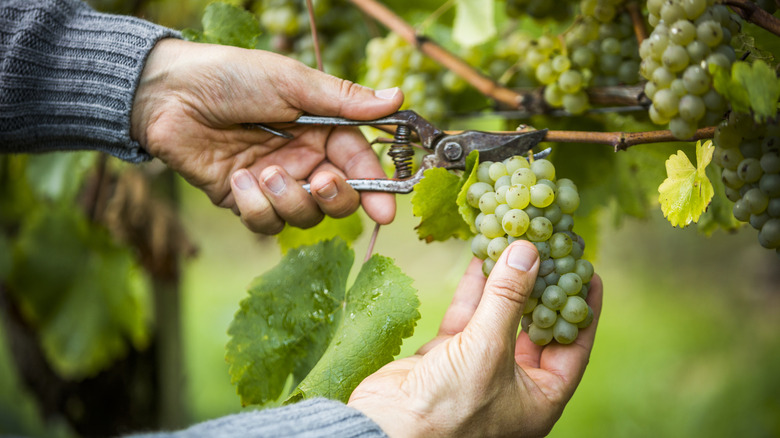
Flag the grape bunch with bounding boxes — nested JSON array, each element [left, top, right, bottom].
[[640, 0, 739, 139], [713, 114, 780, 253], [363, 32, 448, 121], [465, 156, 595, 345]]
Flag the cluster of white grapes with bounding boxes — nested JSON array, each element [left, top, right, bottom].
[[363, 33, 448, 121], [466, 156, 595, 345], [713, 114, 780, 253], [640, 0, 739, 139]]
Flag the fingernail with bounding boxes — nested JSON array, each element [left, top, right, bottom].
[[507, 244, 537, 272], [264, 171, 286, 195], [233, 170, 253, 191], [316, 181, 338, 200], [374, 87, 399, 100]]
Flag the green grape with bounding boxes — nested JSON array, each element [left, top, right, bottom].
[[670, 117, 697, 139], [737, 158, 763, 183], [562, 91, 589, 115], [670, 20, 696, 45], [682, 65, 710, 95], [494, 175, 512, 190], [679, 94, 706, 121], [482, 258, 496, 276], [488, 162, 509, 181], [479, 191, 499, 214], [686, 40, 710, 63], [532, 277, 547, 298], [504, 155, 530, 173], [574, 259, 595, 283], [761, 151, 780, 173], [534, 241, 552, 260], [554, 214, 574, 232], [506, 184, 531, 209], [561, 296, 589, 323], [536, 61, 557, 85], [543, 203, 562, 225], [542, 285, 568, 311], [557, 178, 577, 190], [572, 46, 595, 68], [697, 20, 723, 46], [532, 304, 557, 328], [511, 168, 537, 186], [652, 66, 675, 88], [495, 186, 509, 204], [558, 272, 583, 295], [549, 232, 573, 258], [554, 255, 576, 274], [553, 318, 579, 344], [480, 214, 504, 238], [466, 182, 493, 208], [528, 323, 554, 345], [544, 83, 565, 107], [525, 205, 544, 220], [558, 70, 583, 93], [523, 297, 539, 315], [743, 188, 769, 214], [570, 240, 585, 259], [487, 236, 509, 261], [654, 89, 680, 118], [531, 159, 556, 181], [662, 44, 689, 73], [759, 174, 780, 197], [577, 306, 595, 329], [733, 198, 751, 222], [552, 54, 572, 72], [758, 218, 780, 249], [769, 198, 780, 217], [750, 213, 770, 230], [527, 216, 554, 242], [539, 258, 555, 276], [471, 234, 490, 259], [683, 0, 707, 19], [557, 186, 580, 214], [718, 147, 744, 170], [477, 161, 493, 183], [530, 184, 555, 208], [502, 209, 530, 237], [721, 168, 744, 189], [494, 203, 511, 222]]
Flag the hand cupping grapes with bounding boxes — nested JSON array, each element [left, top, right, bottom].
[[464, 156, 595, 346]]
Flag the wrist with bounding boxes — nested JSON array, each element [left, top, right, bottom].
[[348, 398, 433, 438], [130, 38, 184, 155]]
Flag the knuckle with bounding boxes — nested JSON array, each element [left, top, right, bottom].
[[488, 277, 527, 307]]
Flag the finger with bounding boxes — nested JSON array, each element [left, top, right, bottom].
[[416, 258, 486, 355], [257, 165, 324, 228], [289, 63, 404, 119], [325, 128, 396, 224], [464, 241, 540, 347], [230, 169, 284, 234], [309, 170, 361, 218], [536, 274, 604, 397]]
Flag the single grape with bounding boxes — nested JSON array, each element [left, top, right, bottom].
[[482, 258, 496, 276], [532, 304, 557, 328], [488, 162, 509, 181], [544, 203, 563, 224], [480, 214, 505, 238], [662, 44, 690, 73], [539, 258, 555, 276], [527, 216, 553, 241], [504, 155, 530, 173], [487, 236, 509, 261], [557, 186, 580, 214], [743, 188, 769, 214], [506, 184, 531, 209], [577, 306, 595, 329], [670, 117, 697, 139], [530, 184, 555, 208], [679, 94, 706, 121], [759, 174, 780, 197], [494, 175, 512, 190], [760, 151, 780, 174], [466, 182, 493, 208], [542, 285, 568, 310], [654, 89, 680, 118], [502, 208, 531, 237], [554, 255, 576, 274], [532, 277, 547, 298], [511, 168, 537, 187], [479, 191, 499, 214], [534, 241, 552, 261], [737, 158, 763, 183], [523, 297, 538, 315], [733, 198, 751, 222], [670, 20, 696, 45], [697, 20, 724, 47], [758, 218, 780, 248], [477, 161, 493, 183], [561, 295, 589, 323], [574, 259, 595, 283], [528, 323, 554, 345], [549, 232, 573, 258], [494, 203, 511, 222], [554, 214, 574, 232], [531, 159, 556, 181], [553, 318, 579, 344], [471, 234, 490, 259], [558, 272, 583, 295]]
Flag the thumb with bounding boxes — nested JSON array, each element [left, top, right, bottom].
[[292, 64, 404, 120], [467, 241, 540, 345]]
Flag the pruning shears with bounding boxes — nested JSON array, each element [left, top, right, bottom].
[[254, 110, 549, 194]]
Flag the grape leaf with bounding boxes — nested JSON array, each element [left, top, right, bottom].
[[226, 239, 419, 406], [25, 152, 95, 203], [711, 61, 780, 122], [456, 150, 480, 234], [412, 167, 472, 242], [286, 254, 419, 403], [9, 206, 151, 379], [453, 0, 496, 47], [658, 140, 715, 228], [276, 213, 363, 254], [182, 2, 261, 49]]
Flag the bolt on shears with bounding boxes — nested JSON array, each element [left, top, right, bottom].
[[253, 110, 549, 194]]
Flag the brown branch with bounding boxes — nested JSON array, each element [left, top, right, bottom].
[[349, 0, 525, 110], [543, 126, 717, 151], [304, 0, 323, 71], [722, 0, 780, 37], [626, 1, 649, 44]]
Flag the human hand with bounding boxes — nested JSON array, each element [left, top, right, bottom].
[[130, 38, 404, 234], [348, 241, 603, 437]]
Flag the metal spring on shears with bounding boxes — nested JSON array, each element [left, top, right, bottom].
[[388, 125, 414, 179]]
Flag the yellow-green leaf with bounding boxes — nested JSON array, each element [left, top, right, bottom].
[[453, 0, 496, 47], [658, 140, 715, 227]]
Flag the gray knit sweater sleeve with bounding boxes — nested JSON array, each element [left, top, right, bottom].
[[0, 0, 179, 162], [131, 398, 388, 438]]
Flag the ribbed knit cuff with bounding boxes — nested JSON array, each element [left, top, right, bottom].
[[0, 0, 180, 162], [129, 398, 389, 438]]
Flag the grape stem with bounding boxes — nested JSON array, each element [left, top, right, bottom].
[[541, 125, 717, 151], [304, 0, 323, 71], [626, 1, 649, 44], [721, 0, 780, 37]]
